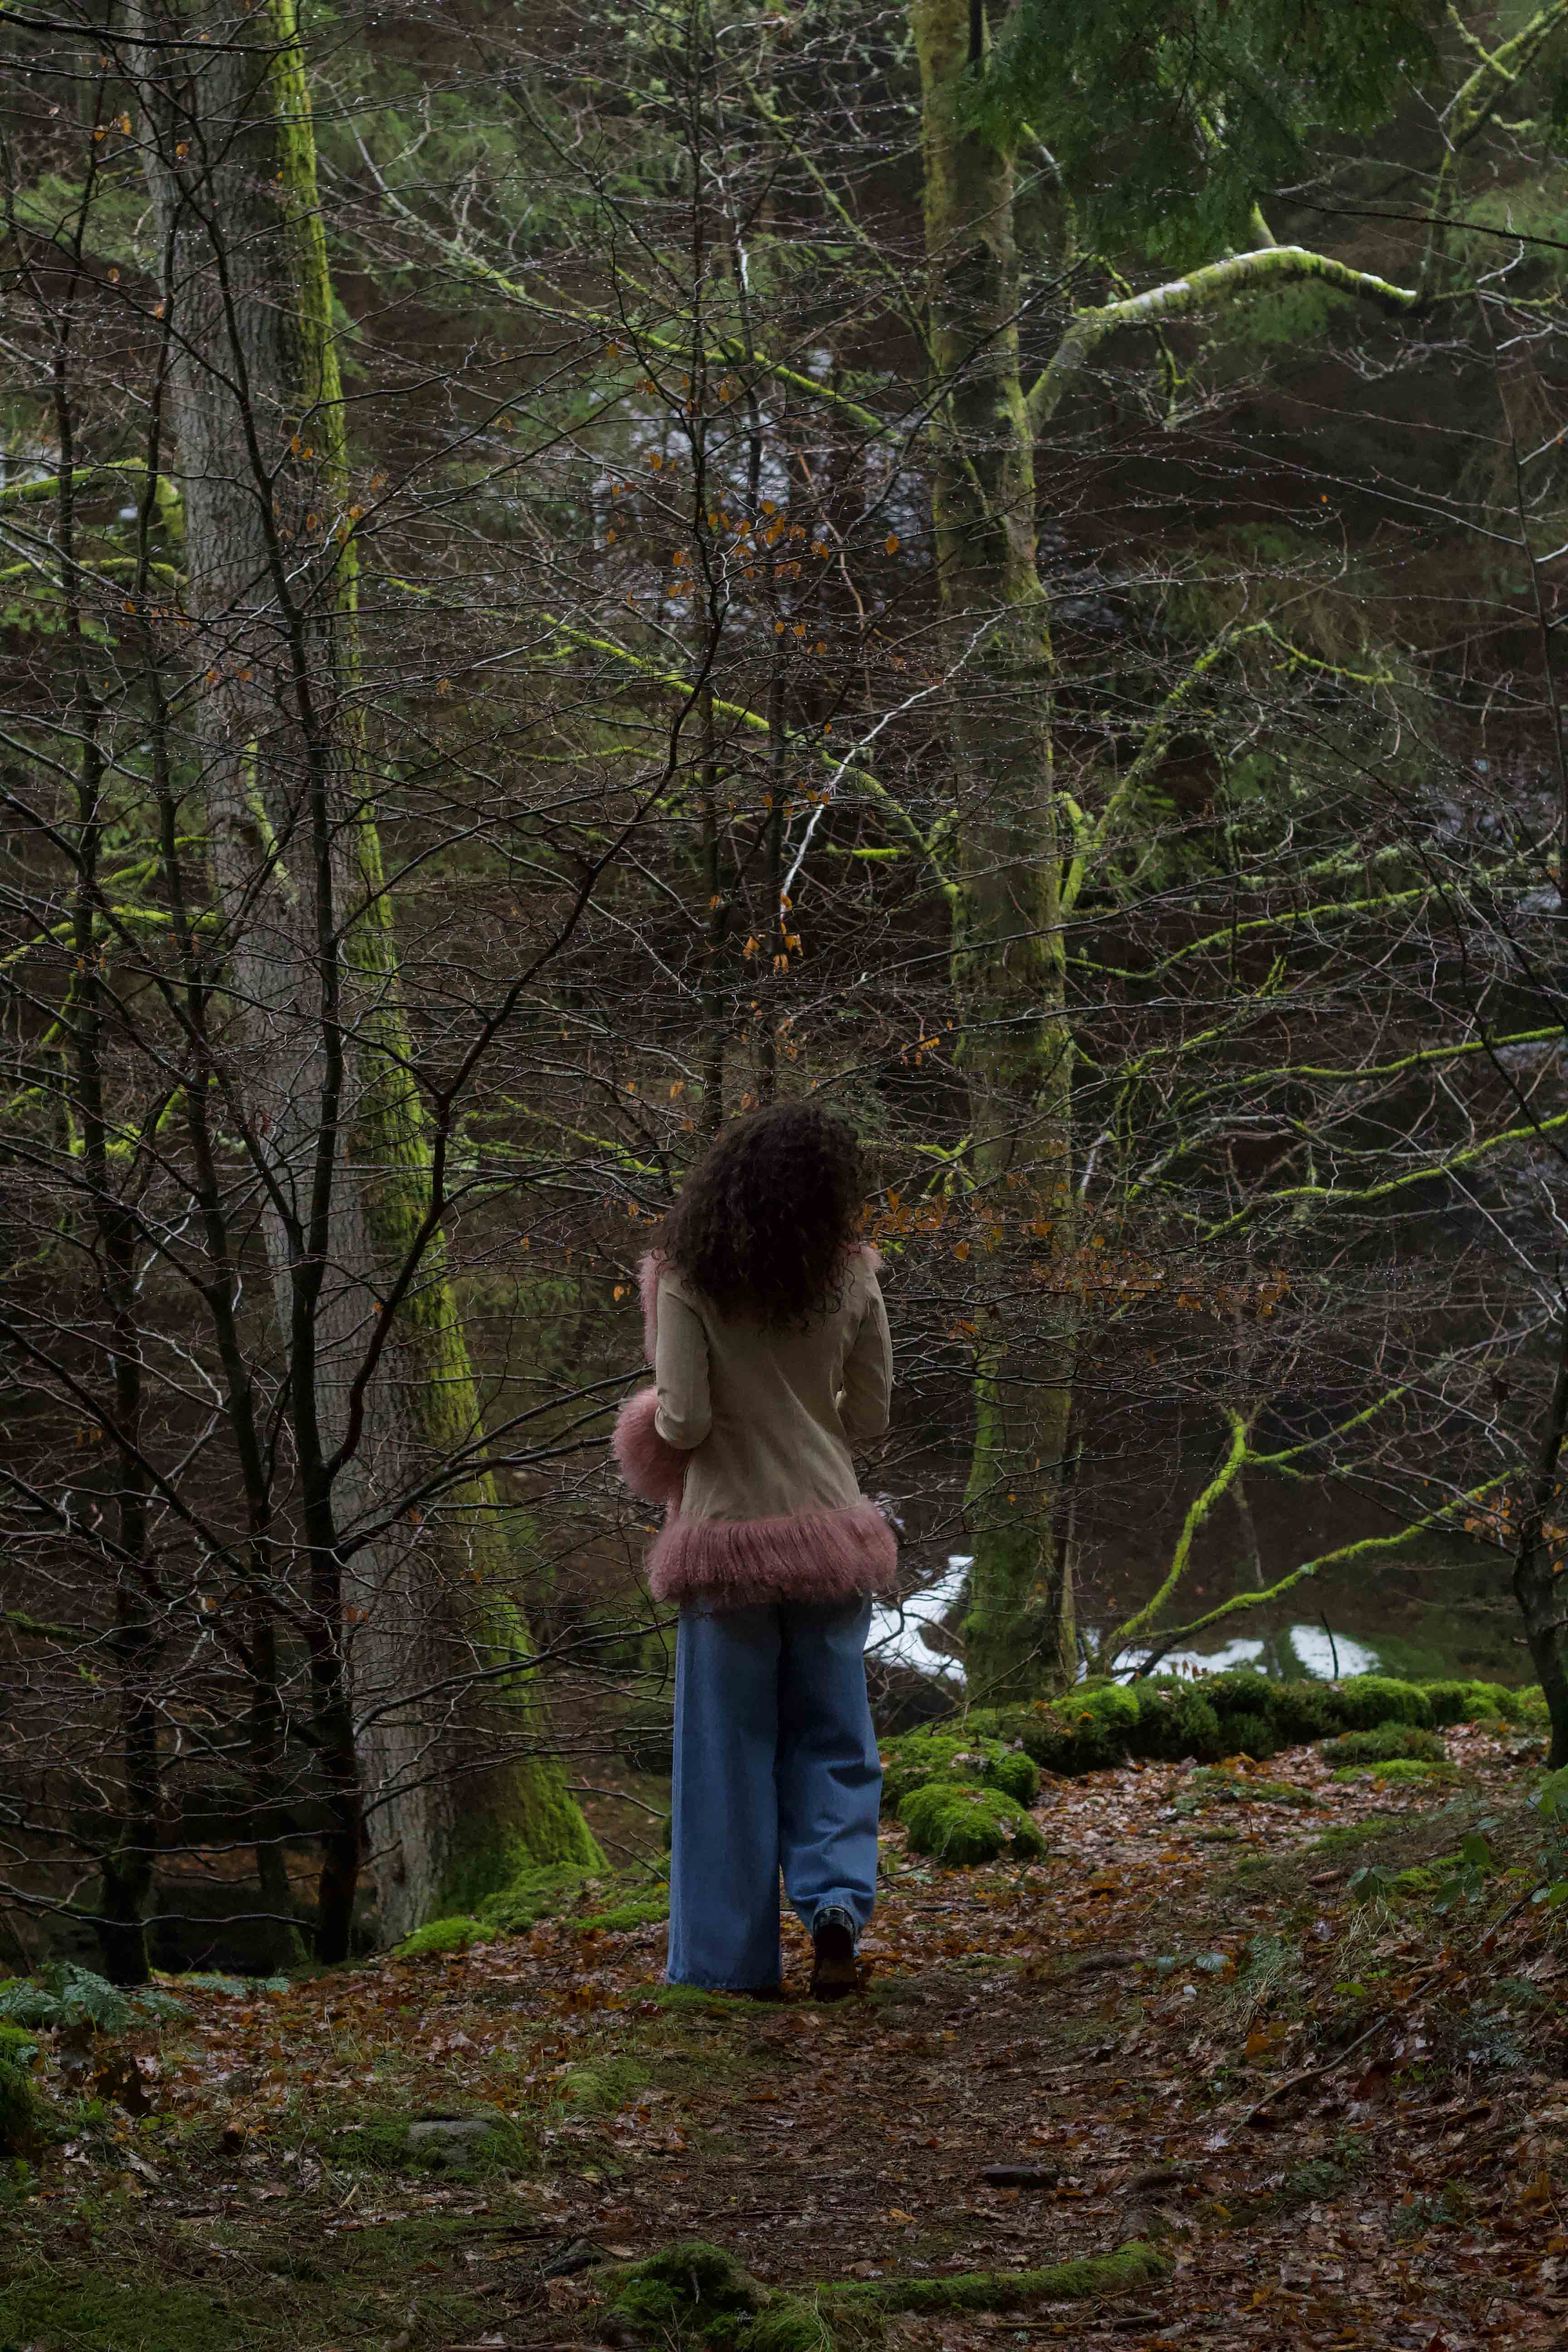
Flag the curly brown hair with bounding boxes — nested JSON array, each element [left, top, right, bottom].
[[657, 1102, 866, 1325]]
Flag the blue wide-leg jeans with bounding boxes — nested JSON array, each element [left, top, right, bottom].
[[667, 1596, 881, 1989]]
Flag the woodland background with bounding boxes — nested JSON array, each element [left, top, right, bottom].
[[5, 0, 1568, 1981]]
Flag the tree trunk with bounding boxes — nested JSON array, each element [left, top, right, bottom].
[[914, 0, 1076, 1698], [1514, 1306, 1568, 1770], [49, 309, 161, 1987], [129, 0, 600, 1948]]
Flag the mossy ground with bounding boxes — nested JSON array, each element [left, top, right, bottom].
[[1320, 1725, 1448, 1767], [0, 1707, 1558, 2352]]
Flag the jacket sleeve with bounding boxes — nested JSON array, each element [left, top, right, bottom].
[[654, 1282, 712, 1450], [838, 1273, 892, 1442]]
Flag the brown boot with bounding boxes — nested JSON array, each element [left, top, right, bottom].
[[809, 1917, 860, 2002]]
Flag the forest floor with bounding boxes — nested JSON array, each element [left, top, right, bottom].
[[3, 1721, 1565, 2352]]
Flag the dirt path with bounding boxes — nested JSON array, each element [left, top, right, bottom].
[[2, 1725, 1563, 2352]]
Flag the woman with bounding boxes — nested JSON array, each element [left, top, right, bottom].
[[614, 1102, 895, 1999]]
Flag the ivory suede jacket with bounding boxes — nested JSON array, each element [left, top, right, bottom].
[[613, 1248, 897, 1607]]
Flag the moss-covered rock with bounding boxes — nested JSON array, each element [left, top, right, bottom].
[[321, 2108, 530, 2176], [878, 1730, 1039, 1815], [1321, 1726, 1446, 1767], [392, 1914, 500, 1958], [898, 1781, 1047, 1864], [1129, 1681, 1228, 1761], [925, 1674, 1541, 1784], [1334, 1676, 1434, 1730], [1217, 1709, 1278, 1761], [1422, 1680, 1482, 1725], [1204, 1671, 1284, 1737], [1264, 1681, 1339, 1744], [1055, 1681, 1142, 1761], [976, 1682, 1147, 1774], [602, 2239, 767, 2340]]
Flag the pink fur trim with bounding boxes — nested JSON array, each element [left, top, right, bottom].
[[647, 1500, 897, 1607], [613, 1385, 688, 1508]]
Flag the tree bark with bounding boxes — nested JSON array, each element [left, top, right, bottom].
[[914, 0, 1076, 1698], [1514, 1304, 1568, 1769], [45, 284, 162, 1986], [129, 0, 600, 1947]]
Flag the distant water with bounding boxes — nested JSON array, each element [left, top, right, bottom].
[[866, 1557, 1380, 1684]]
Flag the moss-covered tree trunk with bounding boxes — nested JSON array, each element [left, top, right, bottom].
[[129, 0, 600, 1950], [914, 0, 1076, 1698]]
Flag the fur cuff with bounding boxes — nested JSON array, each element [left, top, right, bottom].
[[647, 1499, 897, 1607], [613, 1385, 688, 1508]]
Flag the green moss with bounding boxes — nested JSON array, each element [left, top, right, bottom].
[[1175, 1766, 1315, 1811], [1204, 1670, 1283, 1734], [878, 1731, 1040, 1814], [1264, 1681, 1338, 1744], [1333, 1758, 1459, 1785], [654, 1986, 766, 2018], [598, 2239, 1165, 2348], [559, 2057, 650, 2114], [582, 1894, 670, 1933], [1334, 1676, 1433, 1730], [322, 2111, 529, 2176], [1442, 1678, 1548, 1727], [1422, 1680, 1480, 1726], [602, 2239, 766, 2339], [0, 2024, 39, 2069], [475, 1861, 601, 1933], [325, 2119, 414, 2171], [737, 2300, 844, 2352], [828, 2242, 1167, 2313], [989, 1681, 1146, 1774], [0, 2038, 43, 2159], [740, 2296, 883, 2352], [1486, 1681, 1548, 1726], [392, 1914, 498, 1958], [1322, 1726, 1446, 1767], [0, 2270, 244, 2351], [436, 1755, 605, 1919], [898, 1781, 1047, 1864], [915, 1676, 1544, 1785], [1217, 1708, 1278, 1760], [1310, 1815, 1400, 1852], [1073, 1682, 1142, 1735]]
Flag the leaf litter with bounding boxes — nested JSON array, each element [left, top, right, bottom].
[[1, 1715, 1563, 2352]]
